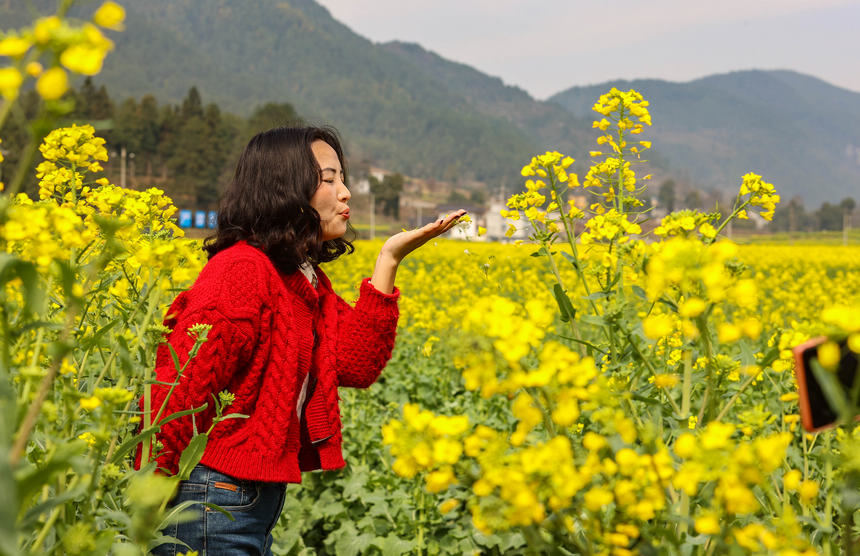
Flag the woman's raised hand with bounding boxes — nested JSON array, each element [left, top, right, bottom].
[[381, 209, 467, 263], [370, 209, 467, 293]]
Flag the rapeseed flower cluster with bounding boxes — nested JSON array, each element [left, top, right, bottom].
[[0, 2, 123, 100], [36, 124, 108, 201], [335, 89, 860, 553], [579, 208, 641, 246], [3, 125, 197, 288], [381, 403, 470, 492], [653, 210, 718, 240], [737, 172, 780, 222], [674, 423, 818, 553], [338, 237, 857, 552]]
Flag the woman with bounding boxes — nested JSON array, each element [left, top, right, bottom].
[[146, 126, 465, 554]]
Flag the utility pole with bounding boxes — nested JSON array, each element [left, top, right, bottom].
[[369, 193, 375, 240], [120, 145, 126, 188]]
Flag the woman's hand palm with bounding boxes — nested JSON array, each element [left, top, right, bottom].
[[382, 210, 466, 262]]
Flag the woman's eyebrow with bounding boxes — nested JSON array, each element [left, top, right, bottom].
[[320, 167, 339, 174]]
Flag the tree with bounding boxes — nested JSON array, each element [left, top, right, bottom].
[[180, 86, 204, 122], [245, 102, 301, 137], [166, 98, 235, 206], [447, 190, 467, 204], [72, 77, 114, 121], [815, 202, 843, 231], [370, 173, 404, 219], [771, 197, 809, 232], [113, 98, 142, 153], [682, 189, 702, 210], [658, 179, 676, 212], [469, 189, 486, 205], [840, 197, 856, 217], [137, 95, 160, 173]]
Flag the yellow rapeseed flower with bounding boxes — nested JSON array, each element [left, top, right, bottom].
[[60, 44, 109, 76], [36, 67, 69, 100], [798, 480, 819, 503], [0, 36, 31, 57], [643, 313, 674, 340], [439, 499, 459, 514], [93, 1, 126, 30], [25, 61, 43, 77], [694, 512, 721, 535], [79, 396, 101, 410], [817, 341, 841, 370], [653, 374, 679, 389], [783, 469, 802, 491], [0, 66, 23, 99]]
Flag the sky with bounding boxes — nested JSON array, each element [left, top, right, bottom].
[[315, 0, 860, 100]]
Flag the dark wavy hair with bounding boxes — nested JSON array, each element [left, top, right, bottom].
[[203, 126, 354, 273]]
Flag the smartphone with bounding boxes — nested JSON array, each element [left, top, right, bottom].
[[793, 337, 859, 432]]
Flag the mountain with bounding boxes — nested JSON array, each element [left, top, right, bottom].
[[379, 42, 595, 161], [3, 0, 544, 188], [3, 3, 858, 204], [550, 71, 860, 204]]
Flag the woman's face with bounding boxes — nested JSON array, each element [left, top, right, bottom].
[[309, 139, 351, 241]]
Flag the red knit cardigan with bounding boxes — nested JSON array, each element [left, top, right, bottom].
[[136, 241, 399, 482]]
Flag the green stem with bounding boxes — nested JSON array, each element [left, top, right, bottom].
[[9, 307, 78, 466], [681, 350, 692, 420], [625, 329, 682, 415], [708, 199, 750, 244], [695, 317, 716, 425], [543, 242, 584, 356], [713, 370, 760, 422], [29, 474, 80, 553], [824, 433, 833, 533]]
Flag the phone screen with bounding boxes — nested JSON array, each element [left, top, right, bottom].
[[795, 338, 858, 431]]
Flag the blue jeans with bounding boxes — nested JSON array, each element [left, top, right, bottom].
[[151, 464, 287, 556]]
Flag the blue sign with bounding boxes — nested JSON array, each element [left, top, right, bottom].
[[207, 211, 218, 229], [194, 211, 207, 228], [179, 210, 192, 228]]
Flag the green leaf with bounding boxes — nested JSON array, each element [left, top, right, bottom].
[[177, 434, 208, 481], [580, 315, 606, 327], [167, 343, 181, 372], [552, 284, 576, 322], [18, 480, 89, 528], [340, 471, 368, 501], [111, 405, 208, 464], [79, 317, 121, 350], [560, 251, 581, 270], [0, 447, 19, 556], [15, 439, 87, 502], [330, 521, 375, 556], [373, 534, 416, 556], [738, 340, 756, 366], [218, 412, 250, 421]]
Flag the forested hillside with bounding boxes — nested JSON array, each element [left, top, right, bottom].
[[550, 70, 860, 205], [2, 2, 858, 204]]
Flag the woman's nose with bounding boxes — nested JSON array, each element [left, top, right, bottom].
[[338, 183, 351, 202]]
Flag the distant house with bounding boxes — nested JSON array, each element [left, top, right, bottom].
[[353, 177, 371, 195], [353, 166, 391, 195]]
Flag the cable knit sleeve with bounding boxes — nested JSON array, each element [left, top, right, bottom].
[[333, 278, 400, 388], [142, 255, 266, 474]]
